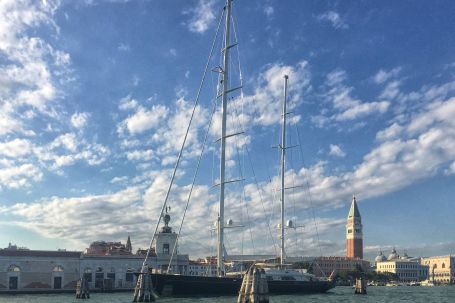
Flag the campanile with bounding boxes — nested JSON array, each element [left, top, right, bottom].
[[346, 196, 363, 259]]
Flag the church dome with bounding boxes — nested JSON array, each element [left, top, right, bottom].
[[375, 251, 386, 263], [387, 248, 399, 260]]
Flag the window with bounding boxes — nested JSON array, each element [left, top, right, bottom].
[[8, 265, 21, 272], [348, 229, 352, 233], [163, 243, 170, 254], [126, 269, 134, 282], [53, 265, 64, 272], [84, 268, 93, 282]]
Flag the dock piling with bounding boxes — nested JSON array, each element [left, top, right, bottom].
[[354, 277, 367, 295], [237, 265, 269, 303], [132, 270, 158, 302], [76, 276, 90, 299]]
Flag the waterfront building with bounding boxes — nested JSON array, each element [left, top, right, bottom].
[[421, 255, 454, 284], [85, 239, 132, 256], [346, 196, 363, 259], [0, 214, 189, 293], [376, 249, 428, 282], [374, 250, 387, 266], [312, 256, 370, 277], [188, 258, 217, 277]]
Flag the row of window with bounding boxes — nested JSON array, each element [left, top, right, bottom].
[[380, 264, 424, 270], [7, 265, 63, 272]]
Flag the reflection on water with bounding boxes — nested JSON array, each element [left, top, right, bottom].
[[0, 286, 454, 303]]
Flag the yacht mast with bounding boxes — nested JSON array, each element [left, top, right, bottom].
[[280, 75, 289, 266], [217, 0, 232, 277]]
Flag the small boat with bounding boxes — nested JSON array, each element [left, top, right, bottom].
[[420, 280, 435, 287]]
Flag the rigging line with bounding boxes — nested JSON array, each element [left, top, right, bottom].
[[167, 98, 218, 273], [231, 17, 278, 256], [295, 124, 322, 257], [141, 6, 226, 272], [287, 127, 298, 253], [228, 104, 256, 254]]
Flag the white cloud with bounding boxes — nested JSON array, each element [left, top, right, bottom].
[[5, 187, 146, 246], [118, 104, 169, 135], [0, 0, 70, 121], [317, 11, 348, 29], [50, 133, 78, 152], [110, 176, 129, 184], [117, 43, 130, 52], [242, 61, 311, 127], [379, 80, 401, 100], [126, 149, 155, 161], [376, 123, 403, 141], [0, 138, 33, 157], [71, 112, 89, 129], [0, 163, 43, 189], [329, 144, 346, 157], [316, 69, 390, 125], [151, 97, 208, 159], [264, 6, 274, 18], [118, 95, 138, 111], [374, 67, 401, 84], [34, 133, 110, 171], [185, 0, 216, 34], [298, 96, 455, 207], [445, 162, 455, 175]]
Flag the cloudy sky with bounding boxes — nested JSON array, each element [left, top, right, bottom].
[[1, 0, 454, 261]]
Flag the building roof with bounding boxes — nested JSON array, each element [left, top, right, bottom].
[[375, 251, 387, 263], [348, 196, 361, 218], [0, 249, 82, 258]]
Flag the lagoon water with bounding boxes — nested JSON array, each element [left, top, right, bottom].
[[1, 286, 455, 303]]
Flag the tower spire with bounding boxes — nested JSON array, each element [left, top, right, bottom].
[[346, 195, 363, 259], [126, 235, 132, 253]]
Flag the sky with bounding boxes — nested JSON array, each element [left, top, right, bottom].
[[0, 0, 454, 261]]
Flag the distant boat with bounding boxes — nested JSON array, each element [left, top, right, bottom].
[[420, 280, 435, 287], [139, 0, 334, 296]]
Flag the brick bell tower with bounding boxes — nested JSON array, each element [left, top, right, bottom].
[[346, 195, 363, 259]]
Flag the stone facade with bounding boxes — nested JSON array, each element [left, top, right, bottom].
[[376, 259, 428, 282], [312, 256, 370, 277], [421, 255, 454, 284], [0, 213, 189, 293], [0, 249, 189, 293], [0, 250, 81, 292]]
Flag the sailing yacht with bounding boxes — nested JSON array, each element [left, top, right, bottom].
[[141, 0, 334, 296]]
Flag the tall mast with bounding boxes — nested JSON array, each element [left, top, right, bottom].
[[280, 75, 289, 266], [217, 0, 232, 277]]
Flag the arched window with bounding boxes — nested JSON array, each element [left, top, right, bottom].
[[107, 267, 116, 281], [8, 265, 21, 272], [95, 267, 104, 288], [125, 268, 134, 282], [442, 263, 446, 269], [53, 265, 64, 272], [83, 268, 92, 282]]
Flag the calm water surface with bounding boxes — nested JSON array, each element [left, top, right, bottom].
[[1, 286, 454, 303]]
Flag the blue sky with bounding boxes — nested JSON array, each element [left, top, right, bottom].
[[1, 0, 454, 261]]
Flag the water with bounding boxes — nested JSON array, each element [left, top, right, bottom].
[[1, 287, 454, 303]]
